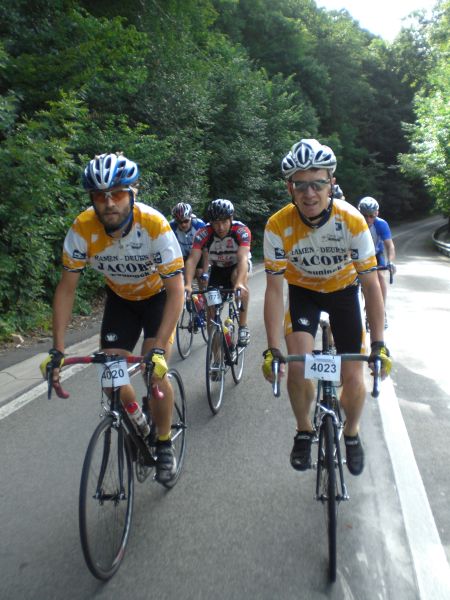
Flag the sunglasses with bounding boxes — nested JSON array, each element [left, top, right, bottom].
[[291, 179, 331, 192], [91, 188, 131, 203], [363, 213, 377, 219], [177, 219, 190, 225]]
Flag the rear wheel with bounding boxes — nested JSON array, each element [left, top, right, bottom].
[[206, 327, 225, 414], [162, 369, 187, 489], [176, 303, 194, 359], [79, 416, 134, 580]]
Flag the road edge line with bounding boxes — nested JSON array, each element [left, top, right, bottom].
[[379, 377, 450, 599]]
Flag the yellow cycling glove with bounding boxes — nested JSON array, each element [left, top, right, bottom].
[[40, 348, 65, 379], [369, 341, 392, 377], [262, 348, 285, 380], [144, 348, 168, 379]]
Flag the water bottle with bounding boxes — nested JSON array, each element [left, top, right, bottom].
[[192, 294, 205, 313], [125, 401, 150, 438], [223, 318, 234, 348]]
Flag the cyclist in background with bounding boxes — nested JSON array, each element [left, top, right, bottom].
[[262, 139, 391, 477], [184, 199, 252, 347], [358, 197, 396, 328], [169, 202, 209, 288], [40, 152, 184, 484], [333, 184, 345, 200]]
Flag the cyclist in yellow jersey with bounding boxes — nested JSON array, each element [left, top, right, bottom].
[[262, 139, 392, 476], [40, 152, 184, 483]]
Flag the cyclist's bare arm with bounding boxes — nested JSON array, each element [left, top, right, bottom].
[[359, 270, 385, 340], [233, 245, 250, 290], [184, 247, 202, 291], [152, 272, 185, 352], [200, 249, 209, 276], [384, 238, 396, 263], [52, 270, 81, 353], [263, 272, 284, 350]]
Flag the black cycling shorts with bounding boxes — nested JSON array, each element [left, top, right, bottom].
[[287, 284, 363, 354], [209, 265, 235, 289], [100, 287, 166, 352]]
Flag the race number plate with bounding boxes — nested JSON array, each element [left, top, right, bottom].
[[97, 360, 130, 388], [304, 354, 341, 381], [205, 289, 222, 306]]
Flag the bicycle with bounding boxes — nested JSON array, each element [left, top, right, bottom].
[[203, 287, 247, 414], [46, 352, 187, 580], [176, 288, 208, 359], [272, 317, 381, 583]]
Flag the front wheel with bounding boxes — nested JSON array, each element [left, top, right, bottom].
[[206, 327, 225, 414], [231, 344, 245, 384], [322, 414, 337, 582], [79, 416, 134, 580], [162, 369, 187, 489]]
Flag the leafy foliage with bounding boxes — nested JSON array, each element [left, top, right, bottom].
[[0, 0, 447, 339]]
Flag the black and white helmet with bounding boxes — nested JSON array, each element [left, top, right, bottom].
[[281, 139, 337, 179], [358, 197, 379, 214], [172, 202, 193, 220], [82, 152, 139, 191], [207, 199, 234, 221]]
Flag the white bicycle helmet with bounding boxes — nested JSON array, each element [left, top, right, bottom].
[[172, 202, 193, 220], [281, 139, 337, 179], [82, 152, 139, 191], [358, 197, 379, 214], [207, 199, 234, 221]]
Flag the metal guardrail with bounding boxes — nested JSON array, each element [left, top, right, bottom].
[[432, 224, 450, 257]]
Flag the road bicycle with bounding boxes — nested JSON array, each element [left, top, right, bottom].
[[272, 317, 381, 583], [46, 353, 187, 580], [204, 287, 247, 414], [176, 288, 208, 359]]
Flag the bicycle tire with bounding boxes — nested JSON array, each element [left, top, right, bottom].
[[206, 327, 225, 414], [230, 344, 245, 383], [200, 311, 208, 343], [79, 416, 134, 580], [162, 369, 187, 489], [176, 304, 194, 359], [323, 414, 338, 582]]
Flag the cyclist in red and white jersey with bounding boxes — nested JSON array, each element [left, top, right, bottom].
[[184, 199, 252, 347], [40, 152, 184, 483]]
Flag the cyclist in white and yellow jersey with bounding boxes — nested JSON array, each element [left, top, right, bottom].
[[262, 139, 392, 476], [40, 152, 184, 483]]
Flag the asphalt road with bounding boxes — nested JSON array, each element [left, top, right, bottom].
[[1, 215, 449, 600]]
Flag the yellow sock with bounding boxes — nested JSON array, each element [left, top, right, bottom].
[[158, 433, 171, 442]]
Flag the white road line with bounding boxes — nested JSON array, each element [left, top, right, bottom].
[[0, 363, 89, 420], [379, 377, 450, 599]]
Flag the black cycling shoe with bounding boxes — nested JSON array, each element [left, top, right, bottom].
[[155, 440, 177, 483], [344, 433, 365, 476], [290, 431, 314, 471]]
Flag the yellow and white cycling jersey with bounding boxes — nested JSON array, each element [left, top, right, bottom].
[[62, 202, 184, 301], [264, 199, 377, 293]]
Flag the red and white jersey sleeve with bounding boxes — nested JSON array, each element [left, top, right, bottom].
[[62, 203, 183, 301], [264, 199, 376, 293]]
